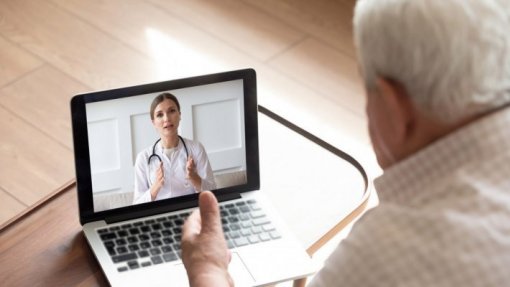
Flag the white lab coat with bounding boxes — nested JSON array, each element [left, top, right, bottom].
[[133, 137, 216, 204]]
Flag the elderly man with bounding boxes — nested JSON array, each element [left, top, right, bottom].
[[181, 0, 510, 286]]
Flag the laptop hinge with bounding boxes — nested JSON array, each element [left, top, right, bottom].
[[105, 192, 242, 224]]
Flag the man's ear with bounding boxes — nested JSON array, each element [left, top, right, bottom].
[[375, 77, 415, 143]]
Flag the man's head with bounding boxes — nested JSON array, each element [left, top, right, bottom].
[[354, 0, 510, 168]]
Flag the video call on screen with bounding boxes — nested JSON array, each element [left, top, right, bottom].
[[85, 80, 248, 212]]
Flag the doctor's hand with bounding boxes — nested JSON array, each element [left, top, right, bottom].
[[182, 191, 233, 287], [186, 156, 202, 190], [150, 162, 164, 201]]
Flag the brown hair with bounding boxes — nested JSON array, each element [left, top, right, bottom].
[[150, 92, 180, 120]]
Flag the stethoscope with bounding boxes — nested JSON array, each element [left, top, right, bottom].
[[147, 136, 190, 186], [147, 135, 189, 165]]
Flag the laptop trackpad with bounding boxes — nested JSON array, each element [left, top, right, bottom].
[[229, 252, 256, 285]]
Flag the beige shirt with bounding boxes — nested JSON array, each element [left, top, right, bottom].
[[309, 107, 510, 286]]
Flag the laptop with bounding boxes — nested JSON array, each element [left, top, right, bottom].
[[71, 68, 317, 286]]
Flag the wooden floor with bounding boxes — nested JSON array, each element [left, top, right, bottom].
[[0, 0, 378, 227]]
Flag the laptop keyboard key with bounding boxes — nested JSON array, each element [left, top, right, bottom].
[[109, 226, 120, 232], [152, 239, 163, 247], [251, 226, 262, 234], [163, 253, 178, 262], [248, 235, 260, 244], [263, 224, 276, 232], [112, 252, 137, 263], [234, 237, 249, 247], [259, 233, 271, 242], [172, 243, 181, 252], [106, 247, 116, 256], [104, 241, 115, 248], [162, 237, 174, 245], [227, 239, 235, 249], [240, 229, 251, 237], [100, 233, 117, 241], [229, 231, 240, 239], [150, 248, 161, 256], [270, 231, 281, 239], [118, 266, 128, 272], [128, 260, 139, 270], [127, 236, 138, 244], [250, 211, 265, 219], [121, 223, 132, 229], [138, 250, 150, 258], [151, 256, 163, 265], [252, 218, 270, 226], [128, 244, 139, 252]]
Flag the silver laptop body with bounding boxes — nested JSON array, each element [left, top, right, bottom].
[[71, 69, 316, 286]]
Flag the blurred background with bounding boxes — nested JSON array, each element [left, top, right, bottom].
[[0, 0, 379, 236]]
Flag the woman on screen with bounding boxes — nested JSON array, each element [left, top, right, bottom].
[[133, 92, 216, 204]]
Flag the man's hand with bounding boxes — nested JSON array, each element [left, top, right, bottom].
[[181, 191, 233, 287]]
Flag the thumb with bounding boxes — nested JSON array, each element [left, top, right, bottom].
[[198, 191, 221, 234]]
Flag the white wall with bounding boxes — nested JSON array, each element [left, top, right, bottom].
[[86, 79, 246, 195]]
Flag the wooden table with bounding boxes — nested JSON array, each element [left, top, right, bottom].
[[0, 107, 370, 286]]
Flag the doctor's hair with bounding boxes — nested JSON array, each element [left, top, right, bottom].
[[354, 0, 510, 123], [150, 92, 181, 120]]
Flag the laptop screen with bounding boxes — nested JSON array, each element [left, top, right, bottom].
[[71, 69, 259, 223]]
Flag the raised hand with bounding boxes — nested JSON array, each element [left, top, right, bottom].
[[150, 162, 165, 200]]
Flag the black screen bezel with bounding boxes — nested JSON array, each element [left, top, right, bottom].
[[71, 69, 259, 225]]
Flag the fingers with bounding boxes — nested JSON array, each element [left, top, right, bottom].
[[182, 209, 201, 242], [186, 156, 195, 169], [157, 162, 164, 183], [158, 162, 164, 176], [198, 191, 222, 234]]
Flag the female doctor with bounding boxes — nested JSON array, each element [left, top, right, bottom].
[[133, 92, 216, 204]]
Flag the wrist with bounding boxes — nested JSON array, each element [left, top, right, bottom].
[[150, 186, 159, 201], [187, 265, 233, 287], [189, 173, 202, 189]]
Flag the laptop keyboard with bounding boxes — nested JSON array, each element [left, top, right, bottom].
[[96, 199, 282, 273]]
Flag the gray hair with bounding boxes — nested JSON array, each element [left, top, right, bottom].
[[354, 0, 510, 123]]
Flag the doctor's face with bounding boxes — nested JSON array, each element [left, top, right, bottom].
[[152, 98, 181, 137]]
